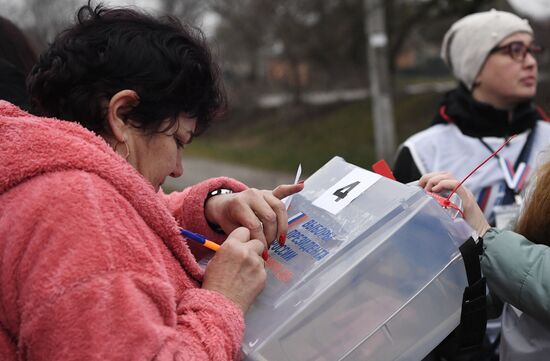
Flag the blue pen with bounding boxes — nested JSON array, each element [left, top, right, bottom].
[[179, 228, 221, 252], [180, 228, 272, 260]]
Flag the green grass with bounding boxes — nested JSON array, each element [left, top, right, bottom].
[[186, 92, 440, 176]]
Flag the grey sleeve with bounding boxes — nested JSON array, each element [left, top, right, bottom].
[[481, 228, 550, 325]]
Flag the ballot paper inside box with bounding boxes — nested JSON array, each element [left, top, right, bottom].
[[242, 156, 473, 361]]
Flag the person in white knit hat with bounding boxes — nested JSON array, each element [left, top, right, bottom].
[[393, 9, 550, 361], [394, 9, 550, 227]]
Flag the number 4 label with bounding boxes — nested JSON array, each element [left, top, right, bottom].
[[313, 168, 381, 214], [333, 181, 360, 202]]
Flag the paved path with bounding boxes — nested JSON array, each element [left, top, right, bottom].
[[162, 156, 295, 192], [257, 81, 456, 108]]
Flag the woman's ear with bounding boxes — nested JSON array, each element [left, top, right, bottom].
[[106, 89, 140, 142]]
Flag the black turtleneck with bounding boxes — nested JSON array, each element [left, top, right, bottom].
[[393, 84, 545, 183], [432, 83, 541, 138]]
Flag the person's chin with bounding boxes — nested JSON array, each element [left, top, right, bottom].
[[156, 178, 167, 192], [521, 88, 537, 99], [515, 84, 536, 99], [149, 180, 161, 192]]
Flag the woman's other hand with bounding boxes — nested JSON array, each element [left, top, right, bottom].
[[204, 182, 304, 249], [419, 172, 491, 237], [202, 227, 267, 313]]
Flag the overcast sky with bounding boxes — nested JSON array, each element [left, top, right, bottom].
[[0, 0, 161, 25], [0, 0, 219, 36]]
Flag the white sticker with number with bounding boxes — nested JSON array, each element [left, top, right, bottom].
[[312, 168, 381, 214]]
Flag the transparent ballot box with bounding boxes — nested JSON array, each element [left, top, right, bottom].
[[242, 157, 473, 361]]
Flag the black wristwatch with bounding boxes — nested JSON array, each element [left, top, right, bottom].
[[205, 188, 233, 234], [206, 188, 233, 200]]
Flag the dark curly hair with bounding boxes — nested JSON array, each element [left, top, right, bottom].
[[27, 2, 226, 135]]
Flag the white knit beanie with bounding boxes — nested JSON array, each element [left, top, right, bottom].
[[441, 9, 533, 90]]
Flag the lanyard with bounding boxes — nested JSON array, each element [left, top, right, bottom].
[[477, 126, 536, 196]]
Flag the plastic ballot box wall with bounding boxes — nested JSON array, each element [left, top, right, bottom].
[[242, 157, 473, 361]]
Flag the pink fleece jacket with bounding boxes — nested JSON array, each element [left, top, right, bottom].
[[0, 101, 248, 360]]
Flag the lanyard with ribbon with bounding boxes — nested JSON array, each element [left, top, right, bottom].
[[478, 125, 536, 204]]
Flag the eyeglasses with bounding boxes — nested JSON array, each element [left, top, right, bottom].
[[489, 41, 544, 62]]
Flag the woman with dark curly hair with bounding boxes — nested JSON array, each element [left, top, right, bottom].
[[0, 3, 302, 360]]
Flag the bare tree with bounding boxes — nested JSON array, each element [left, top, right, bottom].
[[20, 0, 78, 45], [208, 0, 275, 83], [206, 0, 501, 107], [267, 0, 367, 99], [386, 0, 496, 74], [209, 0, 366, 103], [160, 0, 206, 24]]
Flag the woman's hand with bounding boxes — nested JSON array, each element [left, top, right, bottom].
[[202, 227, 267, 313], [419, 172, 491, 237], [204, 182, 304, 249]]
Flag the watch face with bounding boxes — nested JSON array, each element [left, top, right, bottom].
[[208, 188, 233, 198]]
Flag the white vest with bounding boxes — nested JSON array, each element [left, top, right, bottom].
[[402, 121, 550, 223], [500, 303, 550, 360]]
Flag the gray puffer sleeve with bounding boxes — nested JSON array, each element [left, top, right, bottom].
[[481, 228, 550, 325]]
